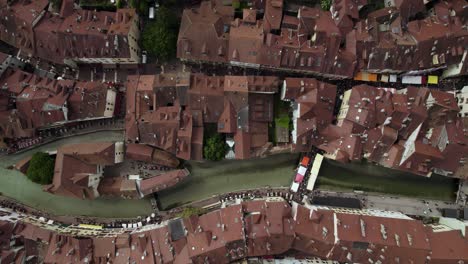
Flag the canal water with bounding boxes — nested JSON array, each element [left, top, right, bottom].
[[157, 153, 300, 210], [0, 131, 153, 218], [0, 130, 457, 217], [316, 159, 457, 201]]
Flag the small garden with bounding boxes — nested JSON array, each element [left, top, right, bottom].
[[203, 124, 228, 162], [177, 206, 207, 218], [269, 95, 292, 145], [142, 6, 179, 63]]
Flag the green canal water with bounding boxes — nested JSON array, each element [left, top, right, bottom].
[[157, 153, 299, 210], [0, 131, 153, 218], [316, 159, 457, 201], [0, 130, 457, 217]]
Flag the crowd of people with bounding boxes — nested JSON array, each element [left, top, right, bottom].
[[0, 196, 165, 230], [219, 188, 294, 203]]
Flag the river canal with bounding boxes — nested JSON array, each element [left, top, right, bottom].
[[0, 130, 457, 217], [0, 131, 153, 218], [157, 153, 299, 209]]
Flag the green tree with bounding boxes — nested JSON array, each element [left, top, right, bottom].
[[26, 152, 55, 185], [128, 0, 149, 15], [116, 0, 124, 8], [177, 206, 206, 218], [138, 0, 149, 16], [203, 134, 227, 161], [321, 0, 332, 10], [142, 6, 179, 63]]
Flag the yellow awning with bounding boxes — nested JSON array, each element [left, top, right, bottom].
[[428, 75, 438, 84]]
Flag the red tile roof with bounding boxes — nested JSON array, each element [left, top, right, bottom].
[[44, 234, 93, 264], [5, 201, 468, 263], [126, 73, 278, 160], [138, 169, 190, 196], [177, 1, 233, 63], [428, 229, 468, 263], [125, 143, 154, 163], [302, 84, 468, 177], [47, 142, 118, 199], [185, 204, 245, 263], [178, 2, 357, 78], [0, 0, 138, 65], [243, 200, 295, 257]]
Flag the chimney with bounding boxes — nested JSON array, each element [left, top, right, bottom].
[[60, 0, 75, 18]]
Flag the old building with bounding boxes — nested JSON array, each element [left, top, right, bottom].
[[330, 0, 367, 35], [45, 142, 124, 199], [306, 83, 468, 178], [349, 0, 467, 75], [179, 0, 467, 77], [281, 78, 337, 152], [2, 199, 468, 263], [281, 78, 467, 178], [0, 0, 140, 67], [178, 0, 357, 78], [125, 73, 279, 160], [451, 86, 468, 118], [0, 68, 119, 150]]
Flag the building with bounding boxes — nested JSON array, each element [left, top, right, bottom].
[[311, 84, 468, 178], [0, 0, 49, 55], [383, 0, 425, 23], [281, 78, 337, 152], [180, 0, 467, 78], [44, 234, 93, 263], [0, 0, 140, 67], [184, 204, 246, 263], [281, 79, 467, 178], [125, 143, 180, 168], [243, 199, 295, 257], [178, 0, 357, 78], [350, 0, 467, 75], [125, 73, 279, 160], [451, 86, 468, 118], [0, 68, 120, 150], [177, 0, 233, 64], [2, 199, 468, 263], [45, 142, 124, 199], [37, 141, 190, 200], [330, 0, 367, 35], [137, 169, 190, 197]]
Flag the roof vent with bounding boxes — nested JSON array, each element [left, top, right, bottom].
[[360, 218, 366, 237], [322, 227, 328, 237], [407, 233, 413, 246], [380, 224, 387, 240]]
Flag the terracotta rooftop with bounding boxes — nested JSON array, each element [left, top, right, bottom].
[[126, 73, 279, 160], [4, 201, 468, 263], [178, 1, 357, 78], [0, 0, 139, 65], [138, 169, 190, 196], [46, 142, 121, 199]]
